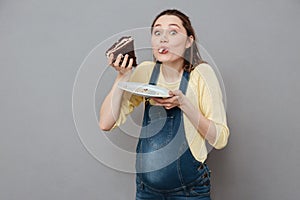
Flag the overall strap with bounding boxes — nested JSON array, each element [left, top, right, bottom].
[[148, 61, 161, 85], [179, 70, 190, 95]]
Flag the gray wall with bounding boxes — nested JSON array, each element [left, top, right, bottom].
[[1, 0, 299, 199]]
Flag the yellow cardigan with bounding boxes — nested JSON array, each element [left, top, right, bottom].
[[113, 61, 229, 162]]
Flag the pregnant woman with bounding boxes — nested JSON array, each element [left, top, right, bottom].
[[99, 9, 230, 199]]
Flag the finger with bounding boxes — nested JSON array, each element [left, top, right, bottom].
[[156, 96, 179, 107], [169, 90, 183, 102], [108, 53, 114, 65], [168, 90, 177, 97], [169, 90, 181, 96], [150, 97, 160, 102], [127, 58, 134, 69], [168, 91, 175, 96], [166, 96, 177, 103], [155, 103, 164, 107], [121, 54, 129, 68], [164, 104, 175, 110], [151, 97, 167, 104], [114, 54, 123, 66]]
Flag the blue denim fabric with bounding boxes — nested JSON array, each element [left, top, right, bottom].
[[136, 165, 211, 200], [135, 62, 211, 199]]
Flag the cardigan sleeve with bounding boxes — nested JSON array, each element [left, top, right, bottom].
[[196, 64, 230, 149]]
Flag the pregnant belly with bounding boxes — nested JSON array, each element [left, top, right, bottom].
[[140, 159, 182, 190]]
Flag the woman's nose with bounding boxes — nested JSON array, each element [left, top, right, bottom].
[[160, 31, 168, 42]]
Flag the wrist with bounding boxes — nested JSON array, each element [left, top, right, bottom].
[[178, 95, 187, 110], [116, 71, 131, 81]]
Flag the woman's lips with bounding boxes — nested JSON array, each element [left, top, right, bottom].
[[158, 48, 169, 54]]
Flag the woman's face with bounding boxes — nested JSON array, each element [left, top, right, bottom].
[[151, 15, 193, 64]]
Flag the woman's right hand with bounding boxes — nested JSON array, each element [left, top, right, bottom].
[[108, 53, 134, 76]]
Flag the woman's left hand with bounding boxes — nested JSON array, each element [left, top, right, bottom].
[[151, 90, 185, 110]]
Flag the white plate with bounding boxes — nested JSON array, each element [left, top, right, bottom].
[[118, 82, 170, 98]]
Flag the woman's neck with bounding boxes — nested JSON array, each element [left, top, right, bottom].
[[161, 59, 184, 83]]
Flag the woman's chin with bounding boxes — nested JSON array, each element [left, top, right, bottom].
[[155, 56, 170, 62]]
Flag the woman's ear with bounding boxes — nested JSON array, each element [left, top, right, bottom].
[[185, 35, 194, 49]]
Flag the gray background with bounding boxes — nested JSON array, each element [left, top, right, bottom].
[[1, 0, 299, 199]]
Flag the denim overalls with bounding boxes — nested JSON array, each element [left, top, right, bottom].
[[136, 62, 211, 199]]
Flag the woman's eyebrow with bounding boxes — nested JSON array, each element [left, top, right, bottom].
[[154, 24, 181, 29], [169, 24, 181, 29]]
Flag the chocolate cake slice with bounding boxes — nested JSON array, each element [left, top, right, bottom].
[[105, 36, 137, 67]]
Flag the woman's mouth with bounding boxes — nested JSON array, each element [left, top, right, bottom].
[[158, 48, 169, 54]]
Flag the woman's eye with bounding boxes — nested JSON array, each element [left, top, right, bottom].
[[154, 31, 161, 36], [169, 30, 177, 35]]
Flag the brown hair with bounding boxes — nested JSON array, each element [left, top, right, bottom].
[[151, 9, 207, 72]]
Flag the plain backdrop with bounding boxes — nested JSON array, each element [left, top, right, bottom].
[[1, 0, 299, 199]]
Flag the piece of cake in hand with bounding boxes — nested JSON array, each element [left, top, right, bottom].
[[105, 36, 138, 67]]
